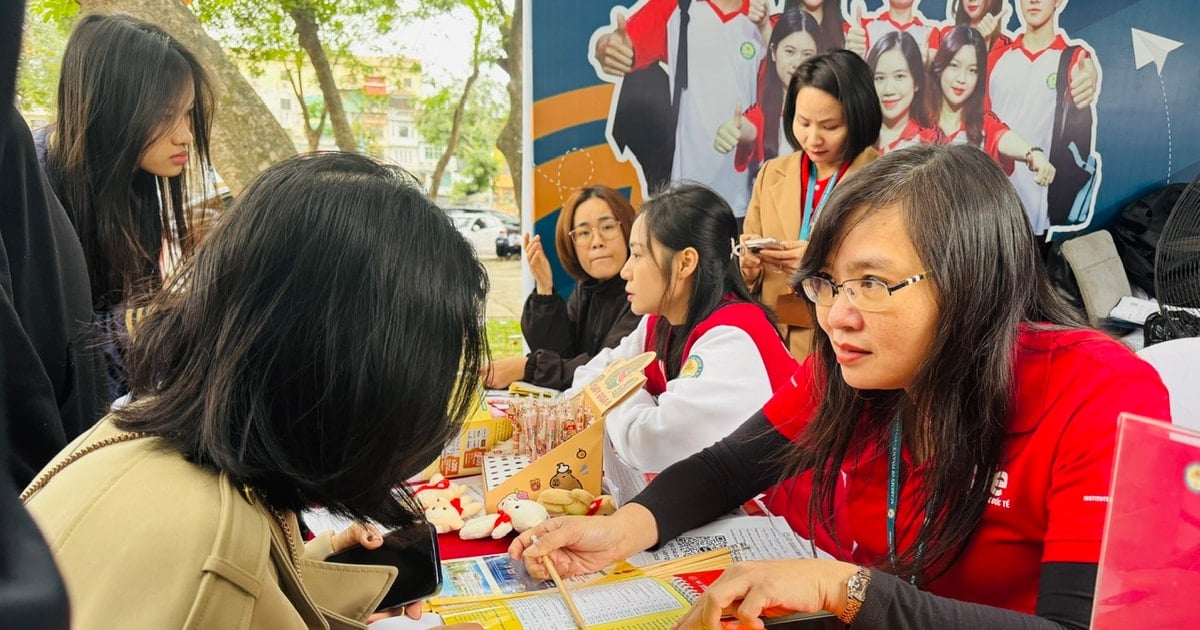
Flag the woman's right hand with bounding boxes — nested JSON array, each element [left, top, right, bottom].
[[509, 505, 658, 579], [738, 234, 764, 284], [524, 233, 554, 295]]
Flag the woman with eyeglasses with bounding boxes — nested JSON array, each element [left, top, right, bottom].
[[485, 186, 641, 391], [562, 184, 797, 475], [510, 145, 1169, 628]]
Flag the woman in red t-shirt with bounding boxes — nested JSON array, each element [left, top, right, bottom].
[[510, 145, 1171, 628], [923, 25, 1055, 187]]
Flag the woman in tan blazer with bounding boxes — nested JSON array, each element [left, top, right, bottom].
[[741, 50, 882, 358], [23, 153, 484, 630]]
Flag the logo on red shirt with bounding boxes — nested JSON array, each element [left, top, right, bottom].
[[988, 471, 1011, 509]]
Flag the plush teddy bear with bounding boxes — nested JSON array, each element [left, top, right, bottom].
[[424, 495, 484, 534], [412, 473, 467, 510], [459, 493, 550, 540], [537, 488, 617, 516]]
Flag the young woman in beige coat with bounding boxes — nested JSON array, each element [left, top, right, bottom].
[[741, 50, 881, 358], [23, 153, 484, 630]]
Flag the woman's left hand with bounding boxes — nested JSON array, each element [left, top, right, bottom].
[[671, 559, 859, 630], [755, 241, 807, 277], [331, 522, 383, 554]]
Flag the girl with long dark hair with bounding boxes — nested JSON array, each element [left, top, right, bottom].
[[38, 13, 217, 397], [565, 184, 796, 474], [511, 145, 1170, 629], [867, 30, 931, 154], [922, 25, 1054, 187]]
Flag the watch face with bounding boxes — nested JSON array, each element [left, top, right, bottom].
[[848, 571, 870, 598]]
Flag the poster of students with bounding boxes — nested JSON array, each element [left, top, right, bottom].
[[528, 1, 1196, 290]]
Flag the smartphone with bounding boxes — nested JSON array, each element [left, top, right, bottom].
[[326, 522, 442, 611], [744, 237, 784, 253]]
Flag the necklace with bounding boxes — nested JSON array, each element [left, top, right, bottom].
[[243, 485, 302, 578]]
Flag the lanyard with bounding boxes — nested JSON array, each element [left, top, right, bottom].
[[798, 157, 849, 241], [887, 411, 932, 585]]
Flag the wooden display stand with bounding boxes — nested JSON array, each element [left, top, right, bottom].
[[483, 352, 655, 512]]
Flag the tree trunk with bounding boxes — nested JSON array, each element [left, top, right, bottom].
[[429, 12, 486, 201], [495, 0, 523, 212], [79, 0, 296, 195], [288, 6, 357, 153], [284, 55, 327, 152]]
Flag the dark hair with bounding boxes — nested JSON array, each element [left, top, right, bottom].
[[927, 26, 988, 147], [783, 50, 882, 160], [867, 30, 931, 129], [114, 152, 489, 528], [784, 0, 845, 51], [639, 184, 778, 372], [790, 144, 1086, 581], [954, 0, 1006, 47], [555, 186, 638, 281], [763, 9, 822, 161], [46, 12, 215, 309]]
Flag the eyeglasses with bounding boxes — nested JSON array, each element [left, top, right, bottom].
[[794, 271, 932, 312], [569, 220, 623, 244]]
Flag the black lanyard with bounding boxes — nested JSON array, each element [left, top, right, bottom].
[[887, 411, 933, 585]]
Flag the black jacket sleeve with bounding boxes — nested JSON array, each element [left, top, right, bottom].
[[630, 411, 793, 546], [522, 283, 641, 391], [855, 562, 1096, 629]]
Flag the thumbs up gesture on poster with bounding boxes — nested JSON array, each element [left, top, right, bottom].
[[595, 12, 636, 77], [1069, 50, 1098, 109], [845, 1, 868, 58], [976, 3, 1011, 44], [714, 101, 749, 154], [748, 0, 769, 27]]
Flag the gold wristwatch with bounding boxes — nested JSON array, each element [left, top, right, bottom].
[[838, 566, 872, 624]]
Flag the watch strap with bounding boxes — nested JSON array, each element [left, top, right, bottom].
[[837, 566, 872, 624]]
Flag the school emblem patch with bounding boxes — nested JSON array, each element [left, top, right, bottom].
[[1046, 72, 1058, 90], [680, 355, 704, 378], [740, 41, 757, 59], [1186, 462, 1200, 494]]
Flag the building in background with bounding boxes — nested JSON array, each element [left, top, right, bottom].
[[239, 54, 454, 191]]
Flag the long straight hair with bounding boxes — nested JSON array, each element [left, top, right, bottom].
[[790, 145, 1086, 581], [640, 185, 778, 373], [115, 153, 489, 526], [867, 30, 931, 128], [46, 13, 215, 309], [763, 9, 821, 161], [784, 0, 845, 51], [927, 25, 988, 147], [954, 0, 1006, 48]]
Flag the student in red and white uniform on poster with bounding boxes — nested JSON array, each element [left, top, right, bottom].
[[845, 0, 941, 62], [513, 146, 1170, 629], [923, 25, 1054, 185], [866, 30, 931, 155], [987, 0, 1098, 236], [593, 0, 770, 222], [940, 0, 1013, 53], [565, 185, 796, 475]]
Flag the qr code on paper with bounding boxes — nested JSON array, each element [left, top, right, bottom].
[[662, 535, 728, 559]]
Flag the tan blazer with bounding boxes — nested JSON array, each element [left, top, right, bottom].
[[23, 418, 395, 630], [743, 148, 879, 358]]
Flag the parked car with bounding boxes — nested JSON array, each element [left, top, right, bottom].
[[449, 212, 507, 259], [495, 217, 521, 259]]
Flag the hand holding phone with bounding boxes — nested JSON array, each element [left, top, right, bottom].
[[744, 237, 783, 253], [326, 522, 442, 611]]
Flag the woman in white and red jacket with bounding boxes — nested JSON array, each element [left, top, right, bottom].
[[567, 184, 797, 474]]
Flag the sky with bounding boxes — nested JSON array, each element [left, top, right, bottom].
[[369, 1, 513, 92]]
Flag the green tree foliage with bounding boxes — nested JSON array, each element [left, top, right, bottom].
[[16, 14, 69, 115], [418, 76, 507, 198]]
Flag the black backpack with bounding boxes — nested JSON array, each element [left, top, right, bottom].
[[1110, 183, 1186, 297]]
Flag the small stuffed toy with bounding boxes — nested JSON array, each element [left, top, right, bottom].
[[412, 473, 467, 510], [459, 493, 550, 540], [424, 496, 483, 534], [537, 488, 617, 516]]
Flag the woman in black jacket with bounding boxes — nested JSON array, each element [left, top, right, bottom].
[[485, 186, 640, 391]]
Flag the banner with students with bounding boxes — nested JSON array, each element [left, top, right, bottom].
[[529, 0, 1198, 288]]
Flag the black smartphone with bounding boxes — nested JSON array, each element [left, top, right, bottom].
[[325, 522, 442, 611]]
